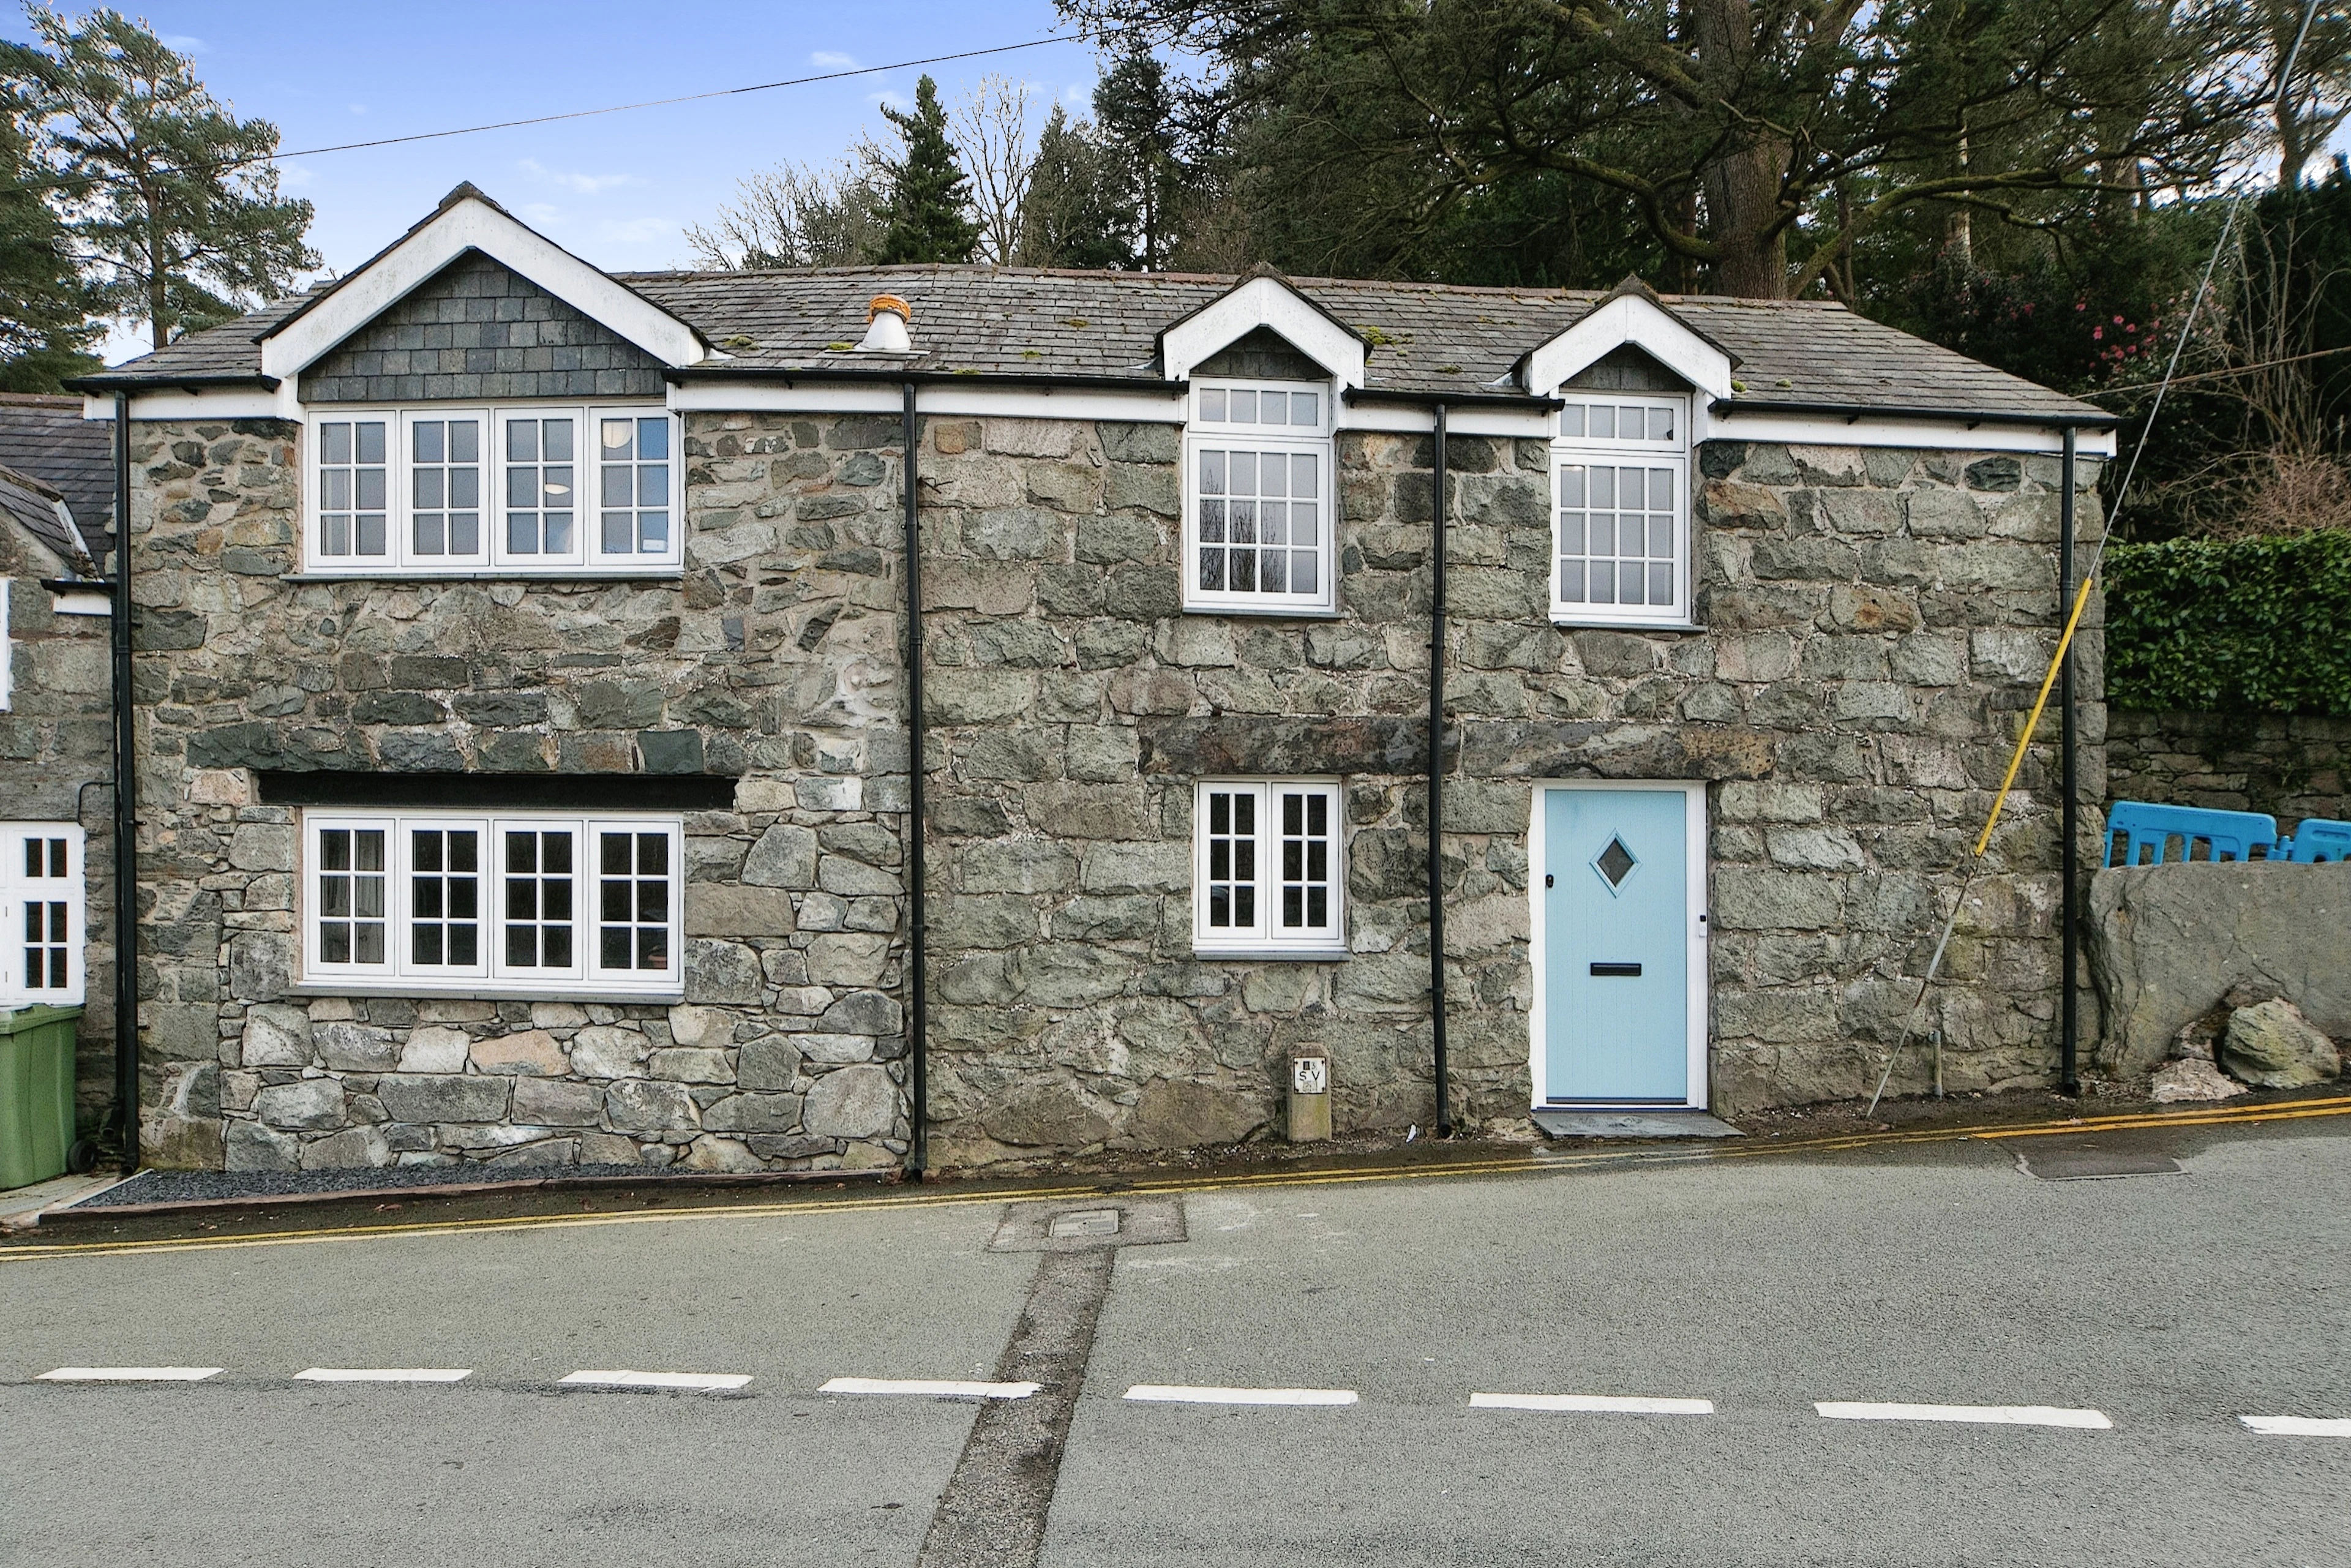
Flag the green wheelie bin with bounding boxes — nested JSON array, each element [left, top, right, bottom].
[[0, 1004, 83, 1190]]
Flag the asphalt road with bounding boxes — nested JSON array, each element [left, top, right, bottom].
[[4, 1115, 2348, 1567]]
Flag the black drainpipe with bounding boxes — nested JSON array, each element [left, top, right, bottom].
[[1429, 405, 1451, 1137], [2058, 426, 2079, 1096], [110, 392, 138, 1172], [901, 381, 929, 1176]]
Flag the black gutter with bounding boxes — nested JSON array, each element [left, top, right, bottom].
[[2059, 427, 2080, 1097], [1707, 397, 2117, 432], [667, 365, 1186, 396], [66, 371, 282, 393], [1428, 404, 1452, 1137], [901, 380, 929, 1178], [110, 393, 138, 1173], [1346, 386, 1564, 412]]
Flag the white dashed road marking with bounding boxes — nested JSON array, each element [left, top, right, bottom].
[[558, 1370, 751, 1392], [1123, 1384, 1357, 1406], [1816, 1401, 2111, 1430], [1472, 1392, 1715, 1416], [294, 1368, 472, 1383], [820, 1376, 1041, 1399], [2241, 1416, 2351, 1437], [38, 1367, 220, 1382]]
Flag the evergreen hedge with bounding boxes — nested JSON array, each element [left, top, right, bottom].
[[2102, 531, 2351, 715]]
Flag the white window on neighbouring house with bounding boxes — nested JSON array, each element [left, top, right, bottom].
[[1184, 380, 1335, 614], [301, 810, 681, 996], [0, 823, 83, 1005], [303, 407, 680, 575], [1552, 395, 1690, 625], [1192, 779, 1345, 956]]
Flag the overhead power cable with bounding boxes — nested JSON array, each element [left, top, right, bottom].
[[3, 37, 1067, 197], [1864, 0, 2322, 1116]]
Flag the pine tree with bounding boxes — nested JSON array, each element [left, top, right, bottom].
[[1017, 105, 1132, 269], [1092, 47, 1181, 271], [3, 9, 315, 350], [874, 74, 981, 265], [0, 81, 96, 391]]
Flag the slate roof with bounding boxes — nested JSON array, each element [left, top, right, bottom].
[[0, 394, 111, 567], [75, 263, 2109, 426], [0, 462, 94, 572]]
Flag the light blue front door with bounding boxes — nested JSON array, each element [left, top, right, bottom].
[[1542, 788, 1691, 1103]]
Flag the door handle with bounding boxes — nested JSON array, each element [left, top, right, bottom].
[[1590, 962, 1642, 977]]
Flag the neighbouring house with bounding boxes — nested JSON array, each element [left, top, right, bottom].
[[70, 184, 2115, 1175], [0, 394, 119, 1150]]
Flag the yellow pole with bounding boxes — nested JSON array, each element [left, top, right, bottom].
[[1973, 573, 2099, 858]]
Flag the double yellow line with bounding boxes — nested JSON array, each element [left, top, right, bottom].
[[6, 1093, 2345, 1264]]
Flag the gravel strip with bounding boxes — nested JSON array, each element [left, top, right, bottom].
[[69, 1164, 691, 1208]]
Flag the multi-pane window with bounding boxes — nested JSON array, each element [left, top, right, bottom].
[[316, 418, 389, 559], [301, 811, 682, 996], [1552, 396, 1689, 624], [1193, 780, 1345, 955], [304, 407, 678, 574], [407, 415, 483, 559], [0, 824, 81, 1005], [1185, 380, 1335, 613], [598, 415, 672, 557]]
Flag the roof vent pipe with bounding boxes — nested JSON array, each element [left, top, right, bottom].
[[860, 294, 912, 353]]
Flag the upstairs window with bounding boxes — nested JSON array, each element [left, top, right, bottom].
[[1191, 779, 1346, 957], [0, 824, 82, 1005], [303, 406, 680, 575], [301, 810, 681, 997], [1184, 380, 1335, 615], [1552, 395, 1689, 626]]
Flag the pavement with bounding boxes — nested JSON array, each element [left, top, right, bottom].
[[3, 1101, 2348, 1567]]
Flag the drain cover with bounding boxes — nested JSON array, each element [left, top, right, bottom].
[[1047, 1207, 1121, 1239], [2014, 1146, 2183, 1180]]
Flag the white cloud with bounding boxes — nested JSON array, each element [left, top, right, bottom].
[[599, 216, 673, 246], [162, 34, 206, 53], [520, 202, 564, 225], [811, 50, 856, 69], [517, 158, 642, 197], [276, 164, 315, 189], [866, 89, 910, 111], [348, 103, 367, 116]]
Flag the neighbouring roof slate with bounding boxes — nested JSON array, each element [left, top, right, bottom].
[[80, 263, 2107, 424], [0, 394, 113, 566]]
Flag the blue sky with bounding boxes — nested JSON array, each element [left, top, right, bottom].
[[1, 2, 1104, 360]]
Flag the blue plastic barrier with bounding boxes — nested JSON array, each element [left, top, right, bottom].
[[2289, 819, 2351, 864], [2103, 800, 2282, 866]]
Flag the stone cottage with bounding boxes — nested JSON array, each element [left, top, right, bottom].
[[72, 184, 2115, 1174]]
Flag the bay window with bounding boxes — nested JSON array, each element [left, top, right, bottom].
[[1183, 380, 1335, 614], [1193, 779, 1346, 957], [1552, 395, 1690, 625], [301, 810, 681, 997], [304, 405, 679, 574]]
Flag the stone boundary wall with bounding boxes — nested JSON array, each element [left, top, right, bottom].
[[2106, 709, 2350, 827]]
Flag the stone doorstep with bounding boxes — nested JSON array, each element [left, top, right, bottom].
[[0, 1172, 127, 1232], [26, 1166, 892, 1230]]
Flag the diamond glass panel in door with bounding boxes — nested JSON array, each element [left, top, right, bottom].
[[504, 417, 576, 555], [597, 830, 670, 972], [410, 418, 482, 557], [22, 833, 67, 989], [1196, 448, 1319, 596], [1203, 788, 1257, 931], [598, 417, 670, 555], [1277, 789, 1332, 933], [317, 419, 389, 558], [409, 826, 480, 967], [317, 828, 387, 964], [503, 828, 575, 968], [1557, 463, 1677, 607]]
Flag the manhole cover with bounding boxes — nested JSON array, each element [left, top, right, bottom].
[[1048, 1208, 1121, 1240], [2014, 1146, 2184, 1180]]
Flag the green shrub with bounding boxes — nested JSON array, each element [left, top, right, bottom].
[[2104, 531, 2351, 715]]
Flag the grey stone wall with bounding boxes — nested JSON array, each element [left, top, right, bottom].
[[298, 252, 666, 405], [119, 399, 2108, 1171], [124, 413, 910, 1172], [0, 525, 117, 1143], [2106, 708, 2349, 827]]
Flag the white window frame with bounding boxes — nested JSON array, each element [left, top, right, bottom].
[[298, 809, 683, 998], [302, 403, 681, 576], [1550, 393, 1692, 627], [1182, 378, 1337, 616], [1191, 779, 1347, 958], [1, 577, 12, 711], [0, 822, 83, 1005]]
